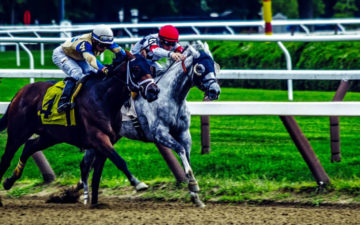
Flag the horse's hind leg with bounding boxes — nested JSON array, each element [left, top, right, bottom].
[[106, 149, 148, 191], [0, 136, 25, 184], [90, 132, 147, 191], [3, 136, 56, 190]]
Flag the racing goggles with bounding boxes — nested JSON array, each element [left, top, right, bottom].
[[161, 39, 176, 47], [97, 42, 112, 48], [93, 33, 113, 44]]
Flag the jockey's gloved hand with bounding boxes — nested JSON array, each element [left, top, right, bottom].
[[114, 52, 126, 65], [99, 66, 112, 77], [170, 52, 185, 62]]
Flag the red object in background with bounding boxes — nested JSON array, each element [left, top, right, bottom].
[[24, 10, 31, 25]]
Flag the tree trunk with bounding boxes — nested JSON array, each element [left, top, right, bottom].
[[11, 1, 16, 24], [323, 0, 338, 18], [297, 0, 313, 19]]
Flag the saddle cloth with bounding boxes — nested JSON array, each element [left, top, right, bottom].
[[121, 97, 138, 121], [38, 81, 76, 126]]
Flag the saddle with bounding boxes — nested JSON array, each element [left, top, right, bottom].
[[121, 96, 145, 139], [38, 81, 76, 127]]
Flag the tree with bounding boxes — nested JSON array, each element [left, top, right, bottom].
[[296, 0, 324, 18], [272, 0, 298, 18], [0, 0, 25, 24], [333, 0, 358, 17], [298, 0, 314, 18], [323, 0, 338, 17]]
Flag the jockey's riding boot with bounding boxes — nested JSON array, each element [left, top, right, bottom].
[[57, 77, 77, 113]]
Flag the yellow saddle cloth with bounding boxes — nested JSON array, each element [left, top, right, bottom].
[[38, 81, 76, 126]]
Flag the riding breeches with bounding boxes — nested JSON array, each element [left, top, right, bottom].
[[52, 46, 97, 81]]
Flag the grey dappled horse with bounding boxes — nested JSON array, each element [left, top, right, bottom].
[[79, 42, 221, 207]]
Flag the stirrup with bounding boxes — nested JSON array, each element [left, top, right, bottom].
[[57, 102, 73, 113]]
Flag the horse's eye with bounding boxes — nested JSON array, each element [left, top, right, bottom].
[[131, 66, 141, 76], [194, 63, 205, 76]]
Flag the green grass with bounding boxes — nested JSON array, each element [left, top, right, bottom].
[[1, 49, 360, 204]]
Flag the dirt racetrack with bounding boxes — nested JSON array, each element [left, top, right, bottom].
[[1, 196, 360, 225]]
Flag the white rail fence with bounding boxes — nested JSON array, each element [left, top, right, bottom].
[[1, 19, 360, 103], [1, 69, 360, 80], [1, 33, 360, 100], [2, 101, 360, 116], [2, 18, 360, 37], [1, 69, 360, 115]]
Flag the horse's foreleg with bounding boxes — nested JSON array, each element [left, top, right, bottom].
[[155, 128, 199, 191], [3, 136, 56, 190], [155, 128, 205, 207], [90, 151, 106, 205], [79, 149, 96, 205], [176, 131, 200, 192], [178, 152, 205, 207]]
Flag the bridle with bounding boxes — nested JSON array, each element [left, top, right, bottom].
[[125, 59, 156, 96], [110, 58, 156, 97], [154, 46, 217, 92], [184, 56, 218, 92]]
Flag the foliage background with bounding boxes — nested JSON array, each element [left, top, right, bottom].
[[209, 41, 360, 91], [1, 0, 359, 24]]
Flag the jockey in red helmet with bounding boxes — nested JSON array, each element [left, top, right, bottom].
[[131, 25, 185, 76]]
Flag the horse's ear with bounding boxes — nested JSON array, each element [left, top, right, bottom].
[[188, 45, 201, 58], [125, 50, 136, 61], [203, 42, 214, 59]]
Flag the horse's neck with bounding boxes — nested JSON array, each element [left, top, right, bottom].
[[159, 59, 193, 104], [95, 76, 129, 113]]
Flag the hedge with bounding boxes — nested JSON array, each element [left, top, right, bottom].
[[208, 41, 360, 91]]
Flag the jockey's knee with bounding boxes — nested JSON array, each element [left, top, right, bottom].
[[69, 68, 83, 81]]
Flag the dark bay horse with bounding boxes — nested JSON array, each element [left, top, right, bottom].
[[80, 42, 221, 207], [0, 52, 159, 206]]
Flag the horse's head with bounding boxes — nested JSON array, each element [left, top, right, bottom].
[[186, 43, 221, 100], [112, 52, 160, 102]]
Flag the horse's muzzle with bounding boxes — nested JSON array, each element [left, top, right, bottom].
[[145, 83, 160, 102], [206, 83, 220, 101]]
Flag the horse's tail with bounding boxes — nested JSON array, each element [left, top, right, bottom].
[[0, 102, 9, 132]]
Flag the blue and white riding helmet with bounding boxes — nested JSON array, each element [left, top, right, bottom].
[[92, 24, 114, 45]]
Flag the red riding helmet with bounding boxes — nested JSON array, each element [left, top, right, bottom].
[[159, 25, 179, 42]]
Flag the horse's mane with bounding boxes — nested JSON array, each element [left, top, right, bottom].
[[157, 41, 207, 74]]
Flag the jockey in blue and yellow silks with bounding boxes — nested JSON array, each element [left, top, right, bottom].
[[52, 24, 126, 113]]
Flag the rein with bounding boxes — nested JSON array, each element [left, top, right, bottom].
[[155, 45, 189, 84], [181, 60, 187, 73]]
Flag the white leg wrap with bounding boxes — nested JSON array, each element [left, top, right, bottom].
[[83, 183, 89, 205], [179, 152, 191, 174]]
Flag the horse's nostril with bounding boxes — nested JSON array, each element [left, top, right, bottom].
[[209, 89, 217, 95]]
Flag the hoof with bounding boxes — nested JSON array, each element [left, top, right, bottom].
[[3, 177, 15, 190], [188, 181, 200, 192], [89, 203, 109, 209], [191, 193, 206, 208], [135, 182, 148, 191]]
